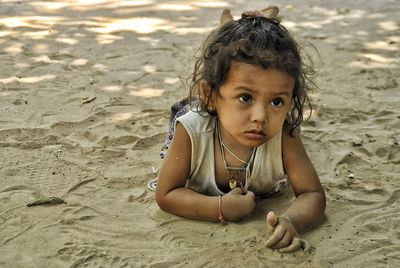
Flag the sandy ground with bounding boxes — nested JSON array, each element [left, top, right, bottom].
[[0, 0, 399, 267]]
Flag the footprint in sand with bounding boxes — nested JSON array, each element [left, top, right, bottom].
[[131, 132, 167, 150], [0, 128, 74, 149], [1, 147, 96, 198], [50, 116, 100, 137]]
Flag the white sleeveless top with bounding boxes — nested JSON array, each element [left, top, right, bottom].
[[176, 110, 286, 196]]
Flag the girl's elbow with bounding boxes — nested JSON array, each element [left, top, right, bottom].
[[319, 191, 327, 213], [155, 189, 175, 213], [155, 191, 167, 211]]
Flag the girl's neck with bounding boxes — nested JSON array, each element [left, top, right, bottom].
[[216, 121, 254, 164]]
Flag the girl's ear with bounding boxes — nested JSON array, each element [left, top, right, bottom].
[[199, 80, 216, 111]]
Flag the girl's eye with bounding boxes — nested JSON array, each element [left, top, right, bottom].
[[271, 98, 284, 107], [238, 94, 252, 103]]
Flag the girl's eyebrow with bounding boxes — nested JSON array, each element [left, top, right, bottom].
[[272, 91, 291, 97], [234, 86, 291, 96]]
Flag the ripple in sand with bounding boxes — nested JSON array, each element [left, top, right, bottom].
[[321, 189, 400, 266]]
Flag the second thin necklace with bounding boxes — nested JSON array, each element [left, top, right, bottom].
[[216, 121, 256, 190]]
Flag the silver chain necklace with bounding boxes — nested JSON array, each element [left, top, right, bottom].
[[216, 121, 256, 189]]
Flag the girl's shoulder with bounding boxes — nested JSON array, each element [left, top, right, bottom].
[[176, 110, 216, 134]]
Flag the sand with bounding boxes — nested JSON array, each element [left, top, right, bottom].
[[0, 0, 399, 267]]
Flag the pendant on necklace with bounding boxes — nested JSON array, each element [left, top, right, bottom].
[[229, 179, 237, 189], [217, 121, 250, 194], [229, 178, 245, 192]]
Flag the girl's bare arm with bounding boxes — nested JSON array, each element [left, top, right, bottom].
[[281, 125, 326, 232]]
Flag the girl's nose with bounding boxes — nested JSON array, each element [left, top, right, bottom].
[[251, 104, 268, 124]]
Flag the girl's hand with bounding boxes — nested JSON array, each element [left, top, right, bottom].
[[265, 211, 306, 253], [222, 187, 255, 221]]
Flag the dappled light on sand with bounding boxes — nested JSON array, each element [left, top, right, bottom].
[[0, 74, 56, 84], [107, 112, 133, 122], [32, 55, 61, 64], [71, 58, 89, 66], [56, 37, 78, 45], [350, 53, 399, 69], [378, 21, 399, 31], [157, 3, 195, 11], [164, 77, 180, 84], [23, 30, 54, 40], [102, 85, 123, 92], [0, 16, 64, 29], [31, 0, 155, 11], [130, 88, 164, 97], [96, 33, 123, 44], [89, 17, 171, 34], [30, 0, 228, 11], [142, 65, 157, 73], [364, 40, 399, 51], [3, 42, 24, 54], [191, 1, 228, 8]]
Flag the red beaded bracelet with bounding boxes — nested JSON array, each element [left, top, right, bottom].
[[218, 195, 226, 225]]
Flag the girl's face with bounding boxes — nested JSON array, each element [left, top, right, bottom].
[[212, 61, 294, 149]]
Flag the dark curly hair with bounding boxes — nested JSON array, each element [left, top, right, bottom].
[[188, 16, 317, 136]]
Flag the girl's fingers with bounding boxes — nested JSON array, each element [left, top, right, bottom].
[[266, 211, 278, 229], [265, 226, 285, 248], [278, 237, 302, 253], [272, 230, 293, 249], [229, 187, 244, 195], [245, 190, 255, 201]]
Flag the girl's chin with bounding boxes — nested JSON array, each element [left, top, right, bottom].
[[238, 137, 268, 148]]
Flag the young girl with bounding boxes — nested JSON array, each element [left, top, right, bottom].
[[155, 6, 326, 253]]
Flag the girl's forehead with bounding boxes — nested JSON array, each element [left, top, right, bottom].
[[226, 61, 294, 86]]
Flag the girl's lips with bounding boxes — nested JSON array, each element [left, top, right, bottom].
[[245, 130, 266, 140]]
